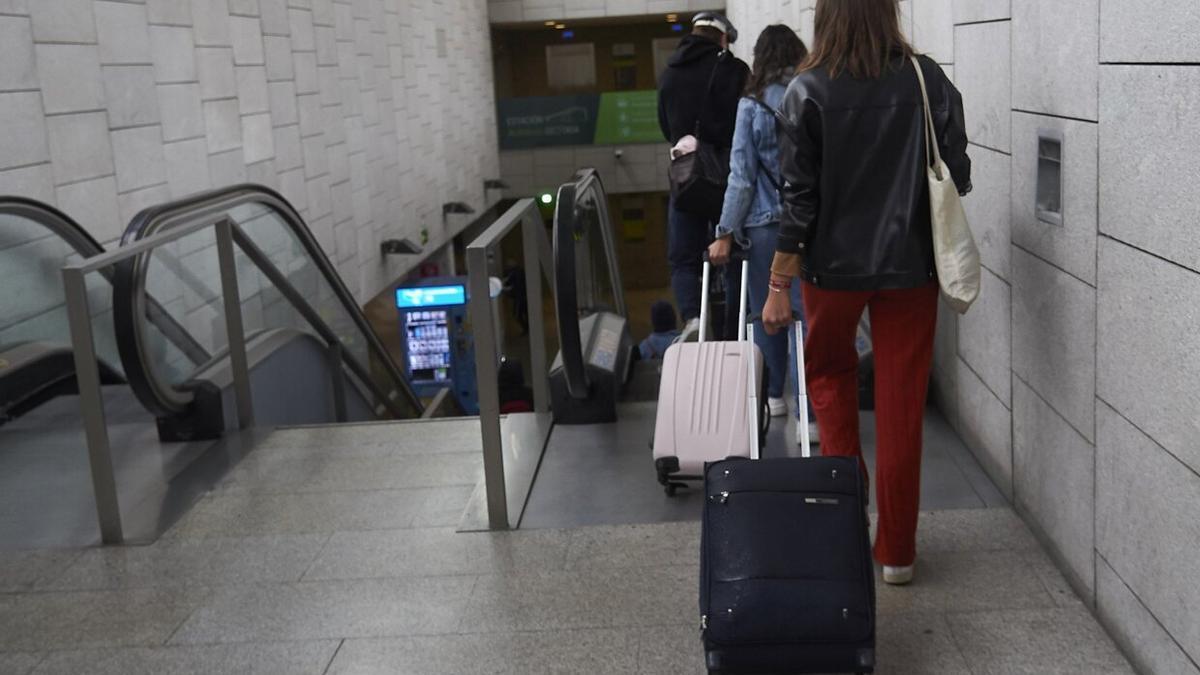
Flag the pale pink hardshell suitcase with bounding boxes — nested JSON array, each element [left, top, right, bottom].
[[653, 259, 764, 495]]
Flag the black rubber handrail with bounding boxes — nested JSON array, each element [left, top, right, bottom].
[[552, 181, 587, 399], [1, 196, 105, 257], [0, 341, 125, 424], [0, 196, 209, 368], [551, 169, 628, 400], [111, 184, 423, 420]]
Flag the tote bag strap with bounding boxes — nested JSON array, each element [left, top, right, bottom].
[[909, 55, 943, 176]]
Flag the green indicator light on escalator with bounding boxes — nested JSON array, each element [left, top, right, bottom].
[[540, 193, 553, 205]]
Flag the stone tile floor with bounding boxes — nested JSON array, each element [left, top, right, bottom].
[[0, 419, 1135, 674]]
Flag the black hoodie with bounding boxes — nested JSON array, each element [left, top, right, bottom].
[[657, 34, 750, 148]]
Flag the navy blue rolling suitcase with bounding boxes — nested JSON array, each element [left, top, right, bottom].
[[699, 319, 875, 674]]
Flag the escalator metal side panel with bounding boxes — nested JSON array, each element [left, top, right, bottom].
[[182, 328, 376, 433], [548, 311, 634, 425]]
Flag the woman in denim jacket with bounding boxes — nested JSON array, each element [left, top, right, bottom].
[[708, 25, 814, 442]]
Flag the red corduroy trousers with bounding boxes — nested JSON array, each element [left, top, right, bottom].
[[801, 281, 938, 567]]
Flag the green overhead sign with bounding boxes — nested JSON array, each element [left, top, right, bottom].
[[595, 90, 661, 144], [497, 91, 661, 149]]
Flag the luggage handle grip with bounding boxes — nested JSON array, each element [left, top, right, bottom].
[[699, 258, 752, 344], [701, 247, 748, 264]]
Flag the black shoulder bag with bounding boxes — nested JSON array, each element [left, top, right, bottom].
[[668, 54, 732, 221]]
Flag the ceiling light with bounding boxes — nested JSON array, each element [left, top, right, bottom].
[[555, 23, 566, 29]]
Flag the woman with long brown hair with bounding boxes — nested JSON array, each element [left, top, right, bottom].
[[762, 0, 971, 585], [708, 25, 810, 434]]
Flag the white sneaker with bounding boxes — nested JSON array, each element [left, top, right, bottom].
[[795, 421, 820, 447], [673, 317, 701, 344], [883, 565, 914, 585], [768, 397, 788, 417]]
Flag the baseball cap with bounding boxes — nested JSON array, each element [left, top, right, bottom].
[[692, 11, 738, 44]]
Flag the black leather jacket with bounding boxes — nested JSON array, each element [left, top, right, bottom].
[[776, 54, 971, 290]]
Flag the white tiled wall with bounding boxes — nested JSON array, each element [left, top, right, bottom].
[[0, 0, 501, 305], [724, 0, 1200, 671], [727, 0, 812, 60]]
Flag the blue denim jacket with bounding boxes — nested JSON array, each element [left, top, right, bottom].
[[715, 80, 789, 246]]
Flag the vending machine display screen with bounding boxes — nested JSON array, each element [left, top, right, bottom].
[[405, 310, 452, 383]]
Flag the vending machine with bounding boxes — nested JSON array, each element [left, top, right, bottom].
[[394, 277, 480, 414]]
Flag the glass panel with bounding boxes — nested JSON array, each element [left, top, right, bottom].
[[229, 202, 369, 376], [0, 213, 122, 375], [131, 200, 414, 419], [572, 182, 618, 316]]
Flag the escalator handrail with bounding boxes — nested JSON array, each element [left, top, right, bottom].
[[552, 182, 588, 399], [551, 169, 628, 400], [572, 169, 627, 317], [112, 184, 423, 419], [0, 197, 210, 368], [1, 196, 105, 257]]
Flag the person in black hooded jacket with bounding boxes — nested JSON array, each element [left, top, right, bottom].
[[657, 12, 750, 340], [657, 14, 749, 147]]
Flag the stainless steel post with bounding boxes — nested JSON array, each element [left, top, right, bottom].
[[468, 244, 508, 529], [62, 268, 124, 544], [214, 218, 254, 429]]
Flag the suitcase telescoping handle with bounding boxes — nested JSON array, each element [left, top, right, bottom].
[[747, 310, 811, 458], [792, 310, 811, 458], [699, 250, 751, 344]]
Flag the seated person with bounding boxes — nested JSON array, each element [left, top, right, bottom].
[[639, 301, 682, 360]]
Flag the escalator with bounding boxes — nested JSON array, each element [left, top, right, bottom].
[[112, 184, 424, 439], [0, 197, 219, 547], [1, 199, 120, 424], [547, 169, 638, 424], [1, 186, 429, 547], [0, 198, 218, 429], [2, 199, 145, 425]]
